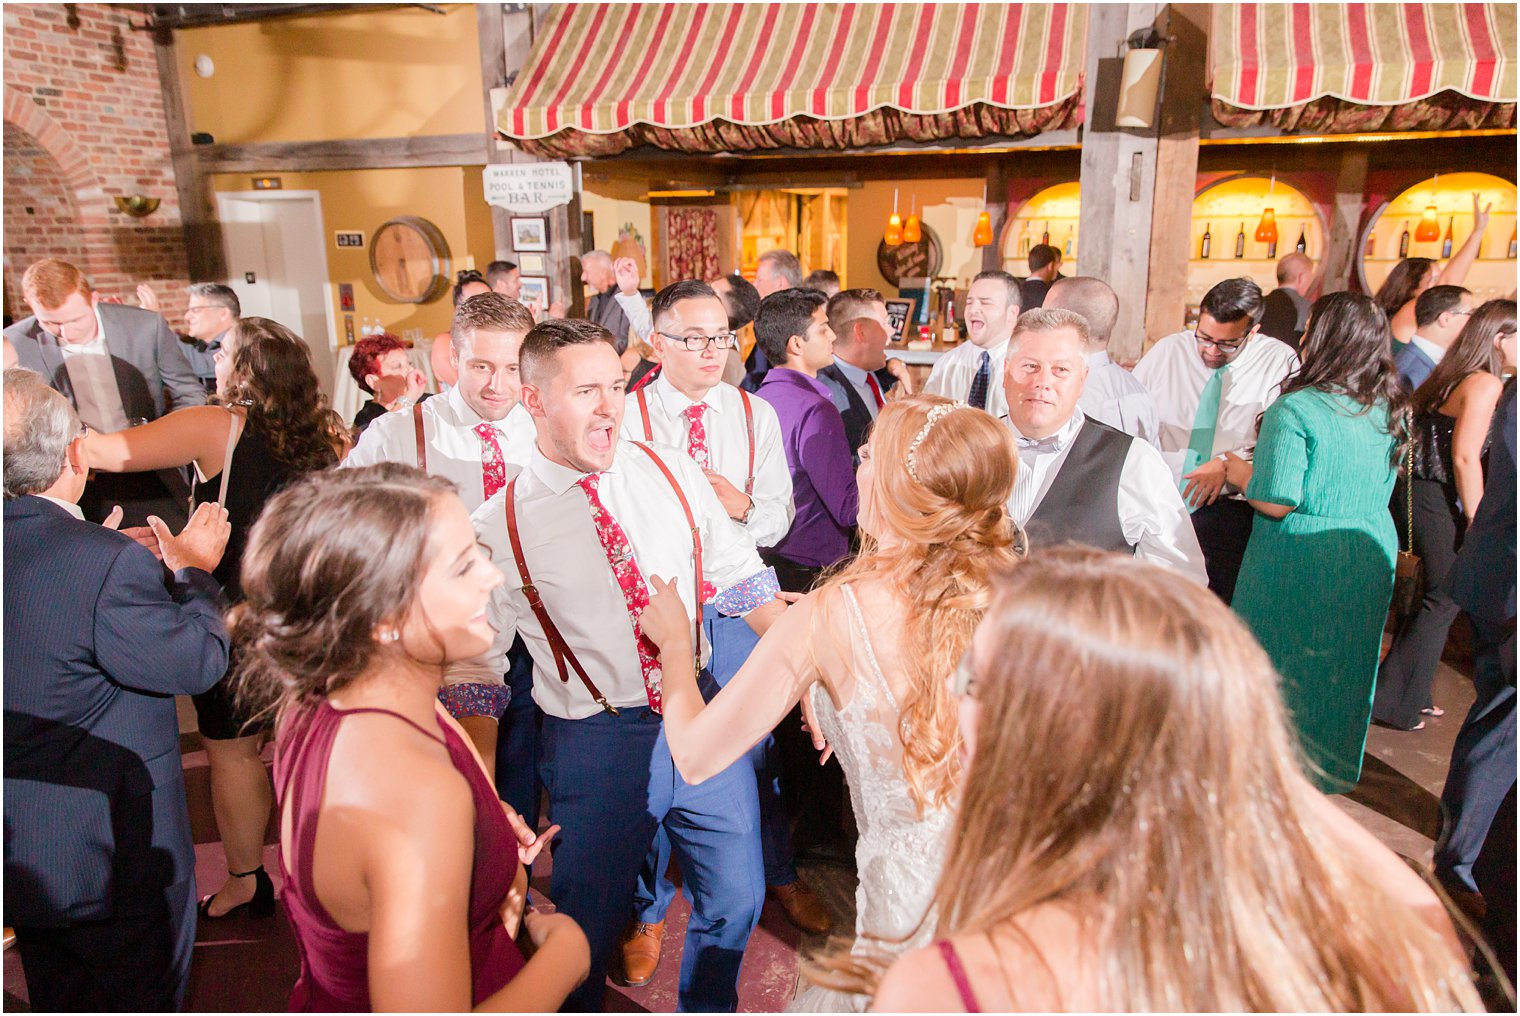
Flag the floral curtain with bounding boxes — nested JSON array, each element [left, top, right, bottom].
[[665, 208, 720, 284]]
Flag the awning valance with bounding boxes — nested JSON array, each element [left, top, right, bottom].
[[498, 3, 1087, 158], [1211, 4, 1517, 132]]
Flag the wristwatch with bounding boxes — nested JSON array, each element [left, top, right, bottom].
[[737, 496, 755, 525]]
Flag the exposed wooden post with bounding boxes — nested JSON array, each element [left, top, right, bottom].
[[980, 158, 1010, 272], [1078, 4, 1164, 365], [1141, 4, 1208, 354], [1320, 150, 1370, 295], [151, 22, 224, 282]]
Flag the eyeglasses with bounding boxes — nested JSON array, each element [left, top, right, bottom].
[[660, 331, 738, 352], [184, 305, 225, 315], [1194, 330, 1249, 353]]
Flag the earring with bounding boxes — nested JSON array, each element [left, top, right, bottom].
[[378, 629, 400, 644]]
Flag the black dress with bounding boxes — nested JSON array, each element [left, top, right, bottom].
[[190, 421, 303, 740]]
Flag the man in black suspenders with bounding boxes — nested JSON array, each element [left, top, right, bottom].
[[454, 319, 788, 1012]]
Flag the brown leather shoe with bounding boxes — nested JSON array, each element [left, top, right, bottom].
[[617, 919, 665, 987], [768, 881, 833, 935]]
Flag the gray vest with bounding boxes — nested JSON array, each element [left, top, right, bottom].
[[1024, 418, 1133, 554]]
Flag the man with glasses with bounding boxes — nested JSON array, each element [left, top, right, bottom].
[[5, 258, 206, 527], [180, 283, 241, 393], [1394, 285, 1475, 392], [1133, 277, 1298, 602]]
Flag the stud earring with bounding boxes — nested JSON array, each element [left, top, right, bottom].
[[379, 629, 400, 643]]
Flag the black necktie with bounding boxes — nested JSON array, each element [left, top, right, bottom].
[[968, 351, 991, 410]]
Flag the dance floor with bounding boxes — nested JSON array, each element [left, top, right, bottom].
[[2, 627, 1478, 1011]]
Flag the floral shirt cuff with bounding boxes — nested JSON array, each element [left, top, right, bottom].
[[438, 682, 512, 720], [714, 567, 780, 616]]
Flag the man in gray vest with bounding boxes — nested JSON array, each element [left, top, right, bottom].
[[1000, 308, 1206, 580]]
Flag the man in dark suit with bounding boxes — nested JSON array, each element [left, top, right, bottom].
[[4, 258, 207, 527], [817, 287, 911, 461], [1435, 376, 1516, 897], [1393, 284, 1473, 392], [3, 368, 231, 1011]]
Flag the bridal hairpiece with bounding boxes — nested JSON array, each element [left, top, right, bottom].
[[906, 402, 967, 482]]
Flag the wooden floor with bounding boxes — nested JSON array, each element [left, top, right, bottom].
[[2, 631, 1483, 1012]]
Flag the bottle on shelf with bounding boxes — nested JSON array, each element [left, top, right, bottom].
[[1266, 237, 1278, 259], [1509, 226, 1517, 259], [1063, 227, 1074, 258], [1441, 216, 1454, 259], [1365, 227, 1376, 259], [1398, 221, 1411, 258], [1233, 222, 1246, 259], [941, 290, 959, 345], [1017, 221, 1030, 256], [1295, 227, 1307, 254], [1041, 221, 1050, 246], [1200, 222, 1212, 260]]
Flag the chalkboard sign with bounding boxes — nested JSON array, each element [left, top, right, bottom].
[[883, 298, 915, 343], [876, 222, 943, 287]]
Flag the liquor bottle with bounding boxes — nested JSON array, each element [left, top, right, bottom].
[[1041, 221, 1050, 246], [1398, 221, 1411, 258], [1234, 222, 1246, 259], [344, 315, 355, 344], [1295, 227, 1307, 254], [1441, 217, 1454, 258], [1017, 221, 1030, 256], [1063, 227, 1074, 258], [1365, 228, 1376, 258], [1266, 237, 1278, 259], [1199, 223, 1212, 259], [941, 292, 959, 345], [1509, 226, 1517, 259]]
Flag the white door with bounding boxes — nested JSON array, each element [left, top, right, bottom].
[[217, 191, 339, 397]]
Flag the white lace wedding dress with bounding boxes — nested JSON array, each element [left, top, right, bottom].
[[788, 585, 956, 1013]]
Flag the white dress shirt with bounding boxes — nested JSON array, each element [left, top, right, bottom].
[[1408, 333, 1446, 367], [456, 440, 777, 720], [923, 338, 1010, 418], [38, 495, 86, 521], [615, 291, 653, 341], [341, 385, 536, 513], [1004, 408, 1208, 582], [60, 307, 130, 433], [830, 357, 883, 421], [1132, 330, 1299, 487], [1079, 350, 1161, 446], [621, 375, 794, 548]]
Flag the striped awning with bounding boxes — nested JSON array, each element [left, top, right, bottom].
[[498, 4, 1087, 157], [1213, 4, 1516, 111]]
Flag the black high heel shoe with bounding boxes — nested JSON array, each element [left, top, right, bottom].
[[198, 865, 275, 920]]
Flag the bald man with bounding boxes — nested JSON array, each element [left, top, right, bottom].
[[1044, 276, 1159, 445], [1259, 252, 1314, 351]]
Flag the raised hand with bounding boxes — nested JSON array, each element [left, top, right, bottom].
[[613, 257, 641, 295], [148, 501, 230, 574]]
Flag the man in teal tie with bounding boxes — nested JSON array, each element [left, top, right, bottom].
[[1133, 278, 1299, 602]]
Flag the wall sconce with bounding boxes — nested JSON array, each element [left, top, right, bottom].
[[114, 195, 161, 218], [1116, 28, 1164, 129]]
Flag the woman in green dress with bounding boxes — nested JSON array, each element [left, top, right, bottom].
[[1226, 292, 1408, 794]]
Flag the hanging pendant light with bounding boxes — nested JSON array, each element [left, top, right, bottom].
[[972, 181, 993, 247], [885, 187, 903, 246], [903, 194, 921, 244], [1254, 175, 1279, 245], [1415, 174, 1441, 242]]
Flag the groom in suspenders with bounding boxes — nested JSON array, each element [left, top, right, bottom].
[[342, 293, 541, 822], [455, 318, 788, 1012]]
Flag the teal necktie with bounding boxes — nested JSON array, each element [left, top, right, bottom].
[[1181, 366, 1226, 507]]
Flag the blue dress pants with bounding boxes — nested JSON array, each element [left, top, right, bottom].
[[634, 614, 797, 934], [494, 634, 542, 832], [540, 681, 764, 1013]]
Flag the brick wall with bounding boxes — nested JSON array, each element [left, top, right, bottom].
[[3, 3, 189, 325]]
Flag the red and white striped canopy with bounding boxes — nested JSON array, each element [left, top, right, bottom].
[[498, 4, 1087, 154], [1213, 3, 1516, 110]]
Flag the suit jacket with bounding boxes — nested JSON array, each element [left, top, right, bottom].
[[3, 496, 229, 926], [816, 362, 898, 459], [1445, 379, 1516, 623], [1394, 342, 1438, 393], [1259, 287, 1309, 351]]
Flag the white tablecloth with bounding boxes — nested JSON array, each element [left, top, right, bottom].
[[332, 339, 436, 426]]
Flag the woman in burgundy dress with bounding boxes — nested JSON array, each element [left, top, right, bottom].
[[230, 464, 588, 1010]]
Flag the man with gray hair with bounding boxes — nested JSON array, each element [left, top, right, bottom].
[[4, 367, 230, 1011], [999, 310, 1205, 580], [742, 250, 806, 390], [181, 283, 241, 393], [580, 250, 652, 355], [1043, 276, 1160, 445]]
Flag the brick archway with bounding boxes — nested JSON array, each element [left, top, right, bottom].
[[3, 90, 109, 220]]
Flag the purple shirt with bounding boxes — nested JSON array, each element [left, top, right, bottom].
[[756, 367, 859, 567]]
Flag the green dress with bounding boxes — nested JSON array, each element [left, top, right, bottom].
[[1233, 389, 1398, 794]]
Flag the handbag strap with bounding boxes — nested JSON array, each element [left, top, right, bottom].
[[215, 411, 239, 507], [1405, 445, 1415, 552]]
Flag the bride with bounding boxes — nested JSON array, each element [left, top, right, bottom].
[[642, 395, 1020, 1010]]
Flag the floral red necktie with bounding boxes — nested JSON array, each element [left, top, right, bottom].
[[576, 472, 662, 712], [475, 422, 506, 500], [682, 403, 710, 469]]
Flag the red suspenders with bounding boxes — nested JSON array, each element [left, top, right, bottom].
[[636, 386, 756, 495], [502, 442, 704, 716]]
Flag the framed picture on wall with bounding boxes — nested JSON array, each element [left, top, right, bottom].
[[883, 298, 915, 343], [518, 276, 550, 306], [511, 217, 548, 252], [515, 252, 547, 275]]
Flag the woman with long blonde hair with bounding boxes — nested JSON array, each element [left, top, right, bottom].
[[872, 547, 1487, 1013], [641, 395, 1021, 1011]]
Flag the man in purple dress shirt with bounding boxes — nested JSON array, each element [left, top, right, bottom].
[[753, 289, 859, 593]]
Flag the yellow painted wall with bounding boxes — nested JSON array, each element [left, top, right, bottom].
[[212, 166, 497, 339], [580, 176, 655, 287], [179, 4, 484, 143], [847, 178, 986, 294]]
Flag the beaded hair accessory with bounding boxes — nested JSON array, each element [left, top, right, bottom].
[[906, 402, 968, 482]]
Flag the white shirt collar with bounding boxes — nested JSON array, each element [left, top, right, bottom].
[[445, 382, 507, 431], [57, 305, 110, 357], [1409, 334, 1446, 366], [38, 494, 86, 520], [1004, 405, 1085, 452], [1086, 350, 1113, 369], [832, 356, 871, 385], [528, 440, 621, 496], [652, 371, 723, 416]]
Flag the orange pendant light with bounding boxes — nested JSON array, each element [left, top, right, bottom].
[[1415, 174, 1441, 242], [1254, 176, 1279, 245], [973, 212, 993, 247], [902, 195, 921, 244], [885, 188, 903, 245]]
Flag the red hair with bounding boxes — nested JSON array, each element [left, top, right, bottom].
[[348, 332, 407, 394]]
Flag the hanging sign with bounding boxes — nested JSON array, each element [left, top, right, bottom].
[[483, 162, 574, 213]]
